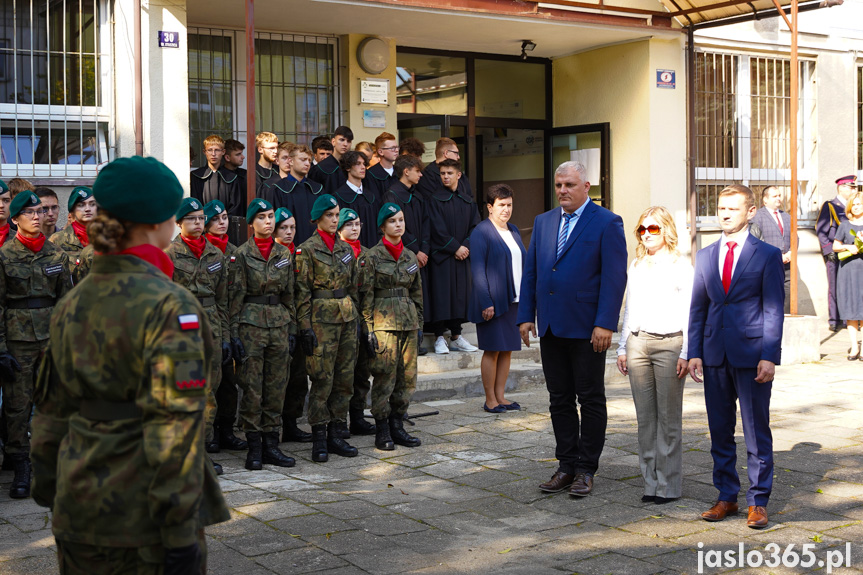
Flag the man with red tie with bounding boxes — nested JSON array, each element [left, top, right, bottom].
[[750, 186, 794, 313], [688, 184, 785, 530]]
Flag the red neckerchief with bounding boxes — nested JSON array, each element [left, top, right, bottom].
[[345, 238, 362, 258], [16, 231, 46, 253], [383, 237, 403, 261], [119, 244, 175, 277], [0, 224, 9, 247], [206, 233, 228, 254], [317, 229, 336, 252], [71, 220, 90, 247], [288, 242, 295, 255], [181, 234, 206, 259], [254, 236, 274, 260]]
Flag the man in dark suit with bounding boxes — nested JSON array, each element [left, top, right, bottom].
[[689, 184, 784, 530], [816, 175, 856, 331], [517, 161, 627, 497], [750, 186, 794, 313]]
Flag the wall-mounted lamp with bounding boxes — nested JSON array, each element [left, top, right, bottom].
[[520, 40, 536, 60]]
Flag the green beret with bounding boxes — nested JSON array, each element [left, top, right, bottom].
[[338, 208, 359, 230], [310, 194, 339, 221], [246, 198, 273, 222], [67, 186, 93, 211], [176, 197, 204, 221], [203, 200, 226, 226], [377, 202, 402, 228], [0, 180, 8, 194], [93, 156, 183, 224], [10, 191, 41, 218], [275, 207, 294, 226]]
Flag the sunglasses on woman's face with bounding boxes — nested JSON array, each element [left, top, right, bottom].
[[637, 225, 662, 236]]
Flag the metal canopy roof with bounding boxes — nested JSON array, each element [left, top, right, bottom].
[[657, 0, 807, 26]]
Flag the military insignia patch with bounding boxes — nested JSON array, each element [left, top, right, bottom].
[[176, 378, 206, 390], [215, 205, 223, 213], [389, 206, 397, 213], [78, 190, 87, 198], [43, 264, 64, 276], [230, 256, 237, 263], [258, 200, 267, 209], [296, 248, 302, 255], [191, 201, 200, 209], [341, 252, 353, 264], [274, 258, 290, 269], [407, 264, 419, 274], [207, 261, 222, 273], [178, 314, 199, 330]]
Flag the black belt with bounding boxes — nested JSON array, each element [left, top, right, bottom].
[[633, 330, 683, 339], [80, 399, 142, 421], [197, 296, 216, 307], [244, 295, 280, 305], [375, 288, 407, 298], [312, 288, 347, 299], [7, 297, 56, 310]]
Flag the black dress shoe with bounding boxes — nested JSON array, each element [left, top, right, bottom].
[[569, 473, 594, 497], [538, 471, 574, 493], [654, 496, 677, 505], [641, 495, 656, 503]]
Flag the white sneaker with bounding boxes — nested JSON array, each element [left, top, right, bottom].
[[434, 336, 450, 354], [449, 335, 478, 352]]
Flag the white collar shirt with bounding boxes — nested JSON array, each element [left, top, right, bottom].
[[718, 230, 749, 280]]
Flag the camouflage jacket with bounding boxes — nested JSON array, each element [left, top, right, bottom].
[[0, 236, 73, 350], [73, 244, 95, 284], [228, 238, 296, 338], [165, 235, 229, 343], [30, 254, 229, 548], [360, 242, 423, 332], [295, 232, 359, 330], [49, 225, 86, 261]]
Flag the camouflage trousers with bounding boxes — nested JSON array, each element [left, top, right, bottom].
[[56, 528, 208, 574], [306, 321, 357, 427], [369, 330, 417, 420], [238, 324, 289, 433], [1, 339, 48, 455], [350, 344, 371, 411], [281, 347, 309, 420], [215, 361, 239, 425]]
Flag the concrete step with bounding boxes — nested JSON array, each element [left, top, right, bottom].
[[418, 345, 540, 374]]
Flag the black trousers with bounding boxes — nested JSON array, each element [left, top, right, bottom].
[[431, 320, 463, 338], [540, 330, 608, 475], [824, 256, 841, 325]]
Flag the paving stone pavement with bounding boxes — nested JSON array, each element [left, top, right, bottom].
[[1, 331, 861, 574]]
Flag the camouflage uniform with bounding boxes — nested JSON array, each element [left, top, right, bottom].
[[73, 244, 95, 283], [0, 236, 73, 456], [295, 233, 359, 427], [229, 238, 296, 433], [48, 225, 86, 262], [360, 243, 423, 420], [30, 254, 229, 571], [214, 240, 241, 430], [165, 235, 229, 445]]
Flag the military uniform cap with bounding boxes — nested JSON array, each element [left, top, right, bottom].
[[0, 180, 8, 194], [246, 198, 273, 221], [93, 156, 183, 224], [311, 194, 339, 221], [275, 207, 294, 226], [203, 199, 226, 226], [176, 197, 204, 220], [10, 190, 42, 218], [68, 186, 93, 212], [836, 175, 857, 186], [338, 208, 359, 230], [377, 202, 402, 228]]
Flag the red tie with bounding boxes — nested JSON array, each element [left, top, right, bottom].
[[774, 211, 784, 234], [723, 241, 737, 294]]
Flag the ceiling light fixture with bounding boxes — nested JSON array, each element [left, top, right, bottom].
[[520, 40, 536, 60]]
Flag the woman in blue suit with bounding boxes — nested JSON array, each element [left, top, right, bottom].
[[468, 184, 527, 413]]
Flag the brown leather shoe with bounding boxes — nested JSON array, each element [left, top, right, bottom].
[[538, 471, 575, 493], [569, 473, 594, 497], [747, 505, 768, 529], [701, 501, 739, 522]]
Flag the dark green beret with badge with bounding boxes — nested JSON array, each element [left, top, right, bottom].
[[10, 191, 42, 218], [246, 198, 273, 221], [93, 156, 183, 224], [338, 208, 359, 230], [176, 197, 204, 220], [310, 194, 339, 221], [67, 186, 93, 212], [377, 202, 402, 228], [275, 207, 294, 226], [203, 199, 226, 226], [0, 180, 8, 194]]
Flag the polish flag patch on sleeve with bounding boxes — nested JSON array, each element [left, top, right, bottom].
[[178, 314, 200, 330]]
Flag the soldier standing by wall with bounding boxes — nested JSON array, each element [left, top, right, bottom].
[[49, 186, 96, 260]]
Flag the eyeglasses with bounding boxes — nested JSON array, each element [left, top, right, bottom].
[[18, 208, 44, 218], [445, 149, 460, 157], [637, 225, 662, 236], [379, 146, 399, 152]]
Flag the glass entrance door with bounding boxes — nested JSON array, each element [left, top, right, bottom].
[[397, 115, 467, 168]]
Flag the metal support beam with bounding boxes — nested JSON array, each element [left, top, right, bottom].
[[245, 0, 256, 208], [768, 0, 793, 30], [134, 0, 143, 156], [789, 0, 799, 314]]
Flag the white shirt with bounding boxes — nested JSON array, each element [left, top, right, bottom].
[[495, 226, 522, 302], [347, 180, 363, 194], [557, 199, 589, 245], [718, 230, 749, 280], [383, 166, 394, 176], [618, 254, 694, 359]]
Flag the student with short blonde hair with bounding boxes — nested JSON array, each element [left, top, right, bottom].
[[191, 134, 244, 243], [255, 131, 279, 194]]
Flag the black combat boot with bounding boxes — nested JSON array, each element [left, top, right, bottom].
[[389, 414, 421, 448], [210, 457, 224, 476], [217, 418, 248, 450], [331, 420, 351, 439], [205, 434, 220, 453], [349, 408, 376, 436], [282, 418, 313, 443], [311, 425, 328, 463], [374, 419, 395, 451], [327, 422, 358, 457], [244, 432, 263, 471], [262, 432, 296, 467], [9, 454, 31, 499]]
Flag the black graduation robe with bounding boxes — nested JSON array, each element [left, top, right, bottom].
[[255, 164, 276, 196], [307, 154, 346, 195], [333, 182, 381, 249], [416, 160, 474, 202], [426, 185, 481, 322], [190, 166, 244, 217], [260, 176, 324, 246], [364, 163, 395, 203], [384, 180, 431, 322]]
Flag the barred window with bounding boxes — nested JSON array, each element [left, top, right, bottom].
[[188, 28, 337, 167], [694, 50, 817, 227], [0, 0, 111, 177]]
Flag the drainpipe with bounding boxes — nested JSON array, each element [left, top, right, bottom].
[[687, 26, 697, 262], [134, 0, 143, 156]]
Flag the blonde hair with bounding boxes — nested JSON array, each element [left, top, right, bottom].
[[846, 191, 863, 218], [255, 131, 278, 149], [202, 134, 224, 149], [634, 206, 680, 263]]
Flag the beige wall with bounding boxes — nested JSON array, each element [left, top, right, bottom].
[[340, 34, 399, 144]]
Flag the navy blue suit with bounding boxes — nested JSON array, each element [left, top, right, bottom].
[[467, 218, 526, 324], [688, 233, 784, 506], [517, 200, 627, 475]]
